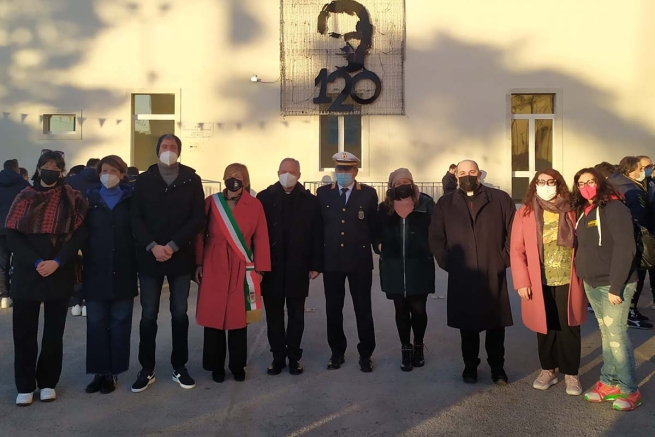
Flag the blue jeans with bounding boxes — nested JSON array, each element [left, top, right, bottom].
[[86, 299, 134, 375], [138, 274, 191, 371], [584, 282, 638, 394]]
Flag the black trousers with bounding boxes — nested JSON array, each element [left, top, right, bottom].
[[391, 295, 428, 345], [13, 299, 69, 393], [323, 271, 376, 359], [86, 298, 134, 375], [634, 268, 655, 306], [460, 328, 505, 370], [203, 327, 247, 374], [537, 284, 581, 375], [0, 235, 11, 299], [263, 294, 306, 362]]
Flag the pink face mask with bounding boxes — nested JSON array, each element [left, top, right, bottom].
[[579, 184, 597, 200]]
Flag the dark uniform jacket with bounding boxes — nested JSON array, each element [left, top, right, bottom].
[[257, 182, 323, 298], [317, 181, 378, 273], [67, 167, 101, 199], [0, 169, 30, 232]]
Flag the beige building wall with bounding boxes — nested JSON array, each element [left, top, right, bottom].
[[1, 0, 653, 196]]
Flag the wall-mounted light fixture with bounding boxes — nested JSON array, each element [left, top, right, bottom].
[[250, 75, 280, 84]]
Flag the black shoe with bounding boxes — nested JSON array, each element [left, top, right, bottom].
[[462, 367, 477, 384], [233, 371, 246, 382], [401, 345, 413, 372], [627, 316, 654, 329], [413, 343, 425, 368], [131, 370, 155, 393], [491, 368, 509, 386], [289, 360, 304, 375], [267, 360, 286, 375], [85, 374, 103, 393], [327, 355, 345, 370], [100, 375, 117, 394], [630, 307, 650, 321], [172, 367, 196, 389], [359, 357, 373, 373], [212, 371, 225, 383]]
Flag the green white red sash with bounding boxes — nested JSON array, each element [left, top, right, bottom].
[[211, 194, 262, 323]]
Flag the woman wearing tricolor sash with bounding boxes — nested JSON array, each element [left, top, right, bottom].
[[195, 163, 271, 382]]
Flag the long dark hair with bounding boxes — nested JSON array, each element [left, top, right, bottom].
[[32, 151, 66, 183], [522, 169, 571, 216], [571, 167, 619, 215]]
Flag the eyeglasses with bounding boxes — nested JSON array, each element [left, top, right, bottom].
[[536, 179, 557, 186], [577, 179, 597, 188], [41, 149, 65, 157]]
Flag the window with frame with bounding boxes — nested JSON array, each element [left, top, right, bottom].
[[319, 115, 362, 169], [511, 94, 555, 201], [43, 114, 77, 134], [132, 94, 176, 170]]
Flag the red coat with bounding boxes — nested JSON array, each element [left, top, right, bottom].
[[195, 191, 271, 330], [510, 206, 587, 334]]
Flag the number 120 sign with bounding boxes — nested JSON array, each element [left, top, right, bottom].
[[313, 68, 382, 112]]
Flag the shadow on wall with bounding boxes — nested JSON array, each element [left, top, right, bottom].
[[366, 33, 655, 187], [0, 1, 132, 171]]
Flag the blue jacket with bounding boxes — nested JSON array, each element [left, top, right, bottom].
[[67, 167, 101, 199], [0, 169, 30, 230]]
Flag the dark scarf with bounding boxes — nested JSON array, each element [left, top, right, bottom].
[[5, 181, 88, 243], [533, 195, 575, 261]]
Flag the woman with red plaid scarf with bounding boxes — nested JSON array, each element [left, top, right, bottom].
[[5, 151, 88, 406]]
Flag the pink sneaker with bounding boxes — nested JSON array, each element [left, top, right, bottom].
[[584, 381, 621, 403], [613, 391, 642, 411]]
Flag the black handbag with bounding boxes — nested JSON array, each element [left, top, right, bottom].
[[634, 221, 655, 270]]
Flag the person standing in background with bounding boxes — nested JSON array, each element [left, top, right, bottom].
[[442, 164, 457, 195], [19, 167, 29, 182], [0, 159, 30, 309], [637, 155, 655, 310]]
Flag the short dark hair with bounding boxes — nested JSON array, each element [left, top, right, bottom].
[[33, 152, 66, 182], [156, 134, 182, 157], [86, 158, 100, 168], [97, 155, 128, 174], [67, 165, 85, 177], [448, 164, 457, 170], [594, 162, 616, 178], [127, 166, 139, 176], [3, 159, 19, 172], [19, 167, 28, 177], [618, 156, 640, 176]]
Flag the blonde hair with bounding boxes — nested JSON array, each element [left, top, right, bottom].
[[223, 163, 251, 192]]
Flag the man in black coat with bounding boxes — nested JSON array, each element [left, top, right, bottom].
[[429, 160, 515, 385], [67, 158, 101, 198], [442, 164, 457, 195], [130, 134, 206, 392], [0, 159, 30, 308], [317, 152, 378, 372], [257, 158, 323, 376]]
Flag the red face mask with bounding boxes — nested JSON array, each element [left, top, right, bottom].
[[579, 184, 597, 200]]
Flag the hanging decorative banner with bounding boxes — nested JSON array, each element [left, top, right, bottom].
[[281, 0, 405, 116]]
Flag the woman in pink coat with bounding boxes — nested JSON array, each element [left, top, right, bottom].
[[195, 163, 271, 383], [510, 169, 587, 396]]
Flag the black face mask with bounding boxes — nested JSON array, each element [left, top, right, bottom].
[[225, 177, 244, 192], [40, 169, 61, 185], [393, 184, 413, 200], [458, 175, 479, 192]]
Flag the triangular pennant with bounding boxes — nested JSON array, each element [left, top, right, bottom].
[[198, 123, 205, 130], [20, 114, 28, 123], [98, 118, 106, 127], [78, 117, 86, 125], [3, 112, 11, 120], [116, 119, 123, 125], [282, 121, 289, 128], [236, 123, 242, 130], [216, 123, 223, 129]]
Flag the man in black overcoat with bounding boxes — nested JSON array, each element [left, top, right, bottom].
[[429, 160, 515, 385], [317, 152, 378, 372], [257, 158, 323, 376]]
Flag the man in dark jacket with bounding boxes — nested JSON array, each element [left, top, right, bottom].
[[0, 159, 30, 308], [608, 156, 654, 329], [67, 158, 101, 198], [317, 152, 378, 373], [637, 155, 655, 312], [442, 164, 457, 195], [257, 158, 323, 376], [130, 134, 206, 392], [429, 160, 515, 385]]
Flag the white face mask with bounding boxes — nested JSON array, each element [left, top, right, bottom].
[[100, 174, 120, 189], [279, 172, 298, 189], [635, 171, 646, 182], [536, 185, 557, 201], [159, 151, 178, 166]]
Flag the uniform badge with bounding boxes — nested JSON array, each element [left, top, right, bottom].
[[358, 210, 365, 220], [342, 152, 348, 160]]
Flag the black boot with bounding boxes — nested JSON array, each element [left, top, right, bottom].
[[413, 343, 425, 368], [401, 345, 413, 372]]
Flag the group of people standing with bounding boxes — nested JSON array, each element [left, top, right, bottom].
[[0, 135, 645, 413]]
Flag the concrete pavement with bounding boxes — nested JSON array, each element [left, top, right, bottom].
[[0, 267, 653, 437]]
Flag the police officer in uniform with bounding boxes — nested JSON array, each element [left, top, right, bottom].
[[317, 152, 378, 372]]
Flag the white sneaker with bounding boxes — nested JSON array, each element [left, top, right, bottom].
[[16, 393, 33, 406], [71, 305, 82, 316], [533, 369, 558, 390], [81, 305, 87, 317], [1, 297, 12, 309], [39, 388, 56, 402], [565, 375, 583, 396]]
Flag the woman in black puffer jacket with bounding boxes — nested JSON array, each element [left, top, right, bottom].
[[375, 168, 435, 372]]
